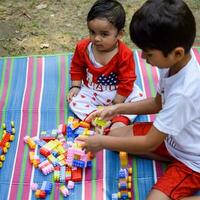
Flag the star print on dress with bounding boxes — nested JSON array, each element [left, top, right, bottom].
[[97, 72, 117, 86]]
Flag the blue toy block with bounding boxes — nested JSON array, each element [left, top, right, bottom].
[[60, 166, 66, 183], [41, 181, 53, 194], [72, 160, 85, 168]]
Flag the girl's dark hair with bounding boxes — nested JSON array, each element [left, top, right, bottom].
[[87, 0, 126, 31], [130, 0, 196, 56]]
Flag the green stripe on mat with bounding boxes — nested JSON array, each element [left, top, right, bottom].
[[65, 54, 69, 120], [133, 158, 139, 200], [0, 58, 7, 136], [145, 62, 156, 97], [56, 56, 61, 125], [92, 158, 97, 200], [2, 58, 14, 124], [0, 58, 7, 103]]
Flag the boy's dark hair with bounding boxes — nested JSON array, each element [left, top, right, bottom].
[[130, 0, 196, 56], [87, 0, 126, 32]]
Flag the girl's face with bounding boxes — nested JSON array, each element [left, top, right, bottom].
[[87, 18, 123, 52]]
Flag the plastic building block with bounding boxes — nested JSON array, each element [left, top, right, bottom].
[[35, 189, 46, 199], [41, 181, 53, 194], [67, 180, 75, 189], [60, 166, 66, 183], [72, 167, 82, 182], [54, 166, 60, 182], [47, 154, 58, 166], [58, 124, 66, 135], [65, 168, 72, 182], [112, 193, 118, 200], [79, 121, 90, 129], [60, 185, 69, 197], [30, 183, 38, 191], [24, 136, 36, 149], [72, 160, 85, 168], [40, 147, 51, 157], [0, 121, 16, 169], [119, 152, 128, 169]]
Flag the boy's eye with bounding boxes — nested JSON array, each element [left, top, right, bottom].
[[147, 54, 152, 57]]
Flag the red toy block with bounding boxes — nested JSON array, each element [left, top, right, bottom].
[[39, 147, 51, 157], [72, 168, 82, 182]]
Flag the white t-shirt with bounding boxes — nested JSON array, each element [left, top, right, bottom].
[[154, 51, 200, 173]]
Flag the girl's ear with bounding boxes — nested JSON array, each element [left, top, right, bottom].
[[117, 29, 125, 39]]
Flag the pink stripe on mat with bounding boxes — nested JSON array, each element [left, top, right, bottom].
[[84, 167, 92, 200], [193, 48, 200, 64], [22, 57, 43, 199], [84, 151, 103, 200], [60, 55, 66, 123], [96, 151, 103, 200], [0, 58, 11, 123], [138, 52, 151, 98], [9, 57, 34, 199]]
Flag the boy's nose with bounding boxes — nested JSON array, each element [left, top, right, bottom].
[[141, 51, 146, 59]]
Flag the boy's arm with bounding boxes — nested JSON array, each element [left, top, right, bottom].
[[78, 124, 167, 154], [86, 93, 162, 122], [116, 93, 162, 115]]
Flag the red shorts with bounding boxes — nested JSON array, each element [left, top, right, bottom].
[[133, 122, 200, 200]]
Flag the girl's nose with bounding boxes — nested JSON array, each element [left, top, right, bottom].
[[94, 35, 101, 41]]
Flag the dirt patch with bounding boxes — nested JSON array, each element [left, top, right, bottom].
[[0, 0, 200, 56]]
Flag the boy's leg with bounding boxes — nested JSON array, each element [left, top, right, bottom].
[[147, 189, 171, 200], [132, 122, 173, 162], [181, 197, 200, 200], [108, 122, 172, 162], [152, 161, 200, 200]]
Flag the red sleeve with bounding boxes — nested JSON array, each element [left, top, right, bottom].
[[116, 42, 136, 96], [70, 39, 90, 81]]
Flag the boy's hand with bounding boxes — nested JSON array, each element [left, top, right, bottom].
[[77, 134, 103, 153], [85, 104, 118, 122], [67, 87, 80, 102]]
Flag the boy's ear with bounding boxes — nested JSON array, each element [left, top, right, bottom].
[[173, 47, 185, 60]]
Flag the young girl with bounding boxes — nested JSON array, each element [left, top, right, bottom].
[[67, 0, 143, 129]]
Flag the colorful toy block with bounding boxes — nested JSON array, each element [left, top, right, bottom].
[[60, 185, 69, 197], [0, 121, 16, 168]]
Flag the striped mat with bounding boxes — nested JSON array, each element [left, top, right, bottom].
[[0, 48, 199, 200]]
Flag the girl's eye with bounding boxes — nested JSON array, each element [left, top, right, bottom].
[[101, 33, 109, 37], [89, 30, 95, 35]]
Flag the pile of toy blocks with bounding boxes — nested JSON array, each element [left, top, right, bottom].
[[112, 152, 133, 200], [0, 121, 15, 168], [24, 116, 95, 198]]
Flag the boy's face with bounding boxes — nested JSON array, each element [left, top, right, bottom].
[[141, 49, 178, 69], [87, 18, 122, 52]]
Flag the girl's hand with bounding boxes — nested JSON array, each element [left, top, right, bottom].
[[85, 104, 118, 122], [67, 87, 80, 102], [77, 134, 104, 153]]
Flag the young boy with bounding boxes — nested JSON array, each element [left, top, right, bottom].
[[78, 0, 200, 199], [67, 0, 144, 129]]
